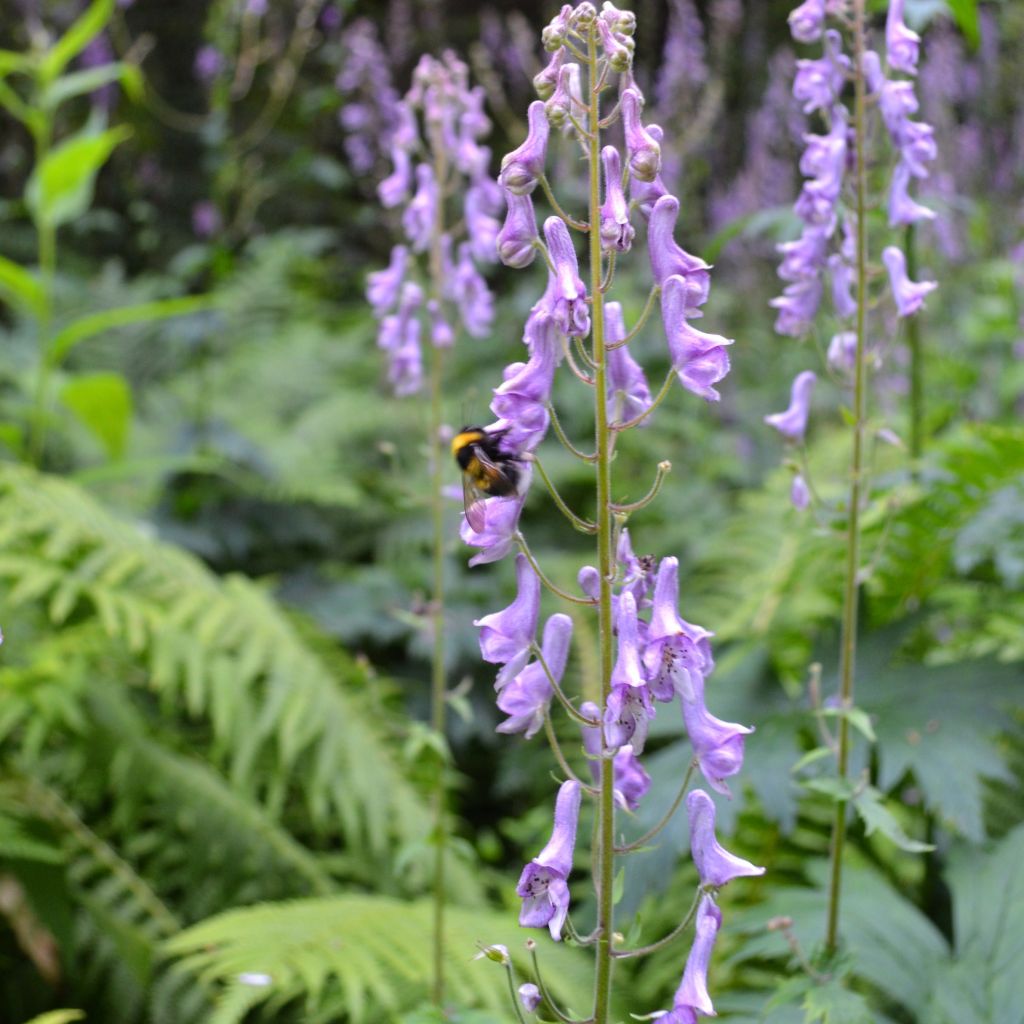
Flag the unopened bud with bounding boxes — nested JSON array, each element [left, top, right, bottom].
[[474, 943, 511, 965], [766, 916, 794, 931]]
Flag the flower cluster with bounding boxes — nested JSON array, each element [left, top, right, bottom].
[[771, 0, 937, 340], [366, 53, 498, 395], [466, 5, 761, 1019]]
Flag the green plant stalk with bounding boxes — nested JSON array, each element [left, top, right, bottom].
[[905, 223, 923, 470], [825, 0, 868, 957], [427, 129, 450, 1008], [586, 29, 617, 1024]]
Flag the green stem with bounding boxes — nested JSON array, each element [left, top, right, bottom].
[[528, 941, 579, 1024], [540, 174, 589, 232], [427, 131, 449, 1009], [586, 29, 617, 1024], [825, 0, 868, 958], [611, 369, 674, 432], [615, 758, 696, 853], [611, 884, 704, 959], [905, 223, 923, 475], [606, 285, 660, 350], [533, 456, 598, 534], [516, 532, 598, 607], [609, 460, 671, 514], [547, 402, 598, 462], [29, 119, 56, 468]]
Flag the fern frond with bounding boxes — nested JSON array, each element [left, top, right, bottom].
[[165, 896, 595, 1024]]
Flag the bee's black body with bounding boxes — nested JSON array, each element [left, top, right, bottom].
[[451, 425, 525, 528]]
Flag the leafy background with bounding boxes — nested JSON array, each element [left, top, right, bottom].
[[0, 0, 1021, 1022]]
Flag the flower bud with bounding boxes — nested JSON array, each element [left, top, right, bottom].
[[497, 189, 539, 268], [474, 943, 510, 965], [533, 46, 566, 100], [518, 982, 542, 1012], [621, 88, 661, 182], [500, 101, 550, 195], [541, 4, 573, 50]]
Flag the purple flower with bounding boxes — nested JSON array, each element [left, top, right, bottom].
[[599, 146, 635, 253], [879, 79, 919, 139], [765, 370, 817, 442], [366, 245, 408, 315], [597, 16, 634, 73], [545, 63, 583, 130], [377, 282, 423, 397], [897, 120, 937, 179], [777, 226, 829, 283], [194, 44, 224, 84], [490, 329, 560, 452], [648, 195, 711, 304], [459, 495, 524, 566], [466, 180, 502, 264], [629, 124, 669, 220], [580, 701, 652, 811], [191, 200, 221, 239], [497, 613, 572, 738], [497, 189, 539, 269], [516, 779, 581, 940], [500, 100, 550, 195], [770, 277, 822, 337], [543, 217, 590, 337], [793, 31, 850, 114], [518, 983, 542, 1012], [610, 592, 646, 691], [791, 473, 811, 510], [378, 144, 412, 208], [533, 46, 567, 100], [475, 553, 540, 686], [642, 556, 714, 702], [827, 330, 857, 374], [453, 243, 494, 338], [403, 163, 438, 253], [659, 895, 721, 1021], [799, 107, 847, 203], [616, 528, 656, 607], [660, 275, 733, 402], [604, 681, 654, 754], [886, 0, 920, 76], [882, 245, 936, 317], [827, 254, 857, 319], [687, 789, 765, 887], [788, 0, 825, 43], [682, 673, 753, 797], [427, 300, 454, 348], [621, 88, 661, 183], [888, 161, 935, 227], [605, 302, 652, 425]]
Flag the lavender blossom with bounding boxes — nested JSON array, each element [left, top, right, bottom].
[[827, 331, 857, 374], [765, 370, 817, 442], [788, 0, 825, 43], [534, 46, 567, 99], [682, 672, 753, 797], [497, 189, 540, 268], [605, 302, 652, 425], [580, 702, 651, 812], [686, 789, 765, 887], [659, 896, 722, 1021], [501, 100, 550, 195], [621, 88, 661, 183], [889, 161, 935, 226], [545, 62, 584, 130], [882, 245, 937, 317], [610, 592, 646, 691], [648, 195, 711, 303], [517, 779, 582, 940], [660, 275, 733, 401], [379, 145, 412, 208], [886, 0, 920, 75], [403, 164, 439, 253], [793, 30, 849, 113], [791, 473, 811, 510], [453, 242, 495, 338], [599, 146, 635, 253], [543, 217, 590, 337], [367, 245, 408, 315], [629, 124, 669, 220], [497, 613, 573, 738], [828, 253, 858, 319], [518, 984, 542, 1012], [460, 496, 524, 566], [475, 552, 540, 686]]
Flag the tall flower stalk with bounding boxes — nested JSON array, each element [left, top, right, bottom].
[[767, 0, 938, 956], [466, 6, 762, 1021], [367, 51, 498, 1005]]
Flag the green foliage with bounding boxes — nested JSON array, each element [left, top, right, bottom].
[[59, 371, 133, 459], [165, 896, 592, 1024]]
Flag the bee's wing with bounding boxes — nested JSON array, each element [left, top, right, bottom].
[[471, 444, 519, 492], [462, 470, 489, 533]]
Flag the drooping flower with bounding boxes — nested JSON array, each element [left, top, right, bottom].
[[888, 161, 935, 227], [682, 673, 754, 797], [377, 281, 424, 396], [459, 495, 524, 566], [501, 100, 550, 194], [686, 789, 765, 887], [629, 124, 669, 220], [533, 46, 567, 99], [497, 613, 573, 738], [827, 330, 857, 374], [379, 143, 412, 208], [770, 277, 823, 337], [599, 146, 635, 253], [610, 592, 646, 691], [605, 302, 653, 426], [660, 275, 733, 402], [366, 244, 408, 315], [642, 556, 714, 702], [793, 30, 850, 114], [765, 370, 817, 442], [777, 225, 829, 283], [621, 88, 661, 183], [604, 679, 654, 754], [518, 983, 542, 1012], [474, 552, 540, 687], [580, 701, 652, 812], [497, 189, 539, 268], [882, 245, 936, 317], [658, 896, 722, 1022], [827, 254, 857, 319], [788, 0, 825, 43], [648, 195, 711, 304], [545, 63, 584, 130], [543, 216, 590, 337], [791, 473, 811, 510], [517, 779, 582, 940], [886, 0, 920, 76]]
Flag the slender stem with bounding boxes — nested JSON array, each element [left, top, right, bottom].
[[905, 223, 923, 475], [585, 29, 617, 1024], [540, 174, 589, 232], [825, 0, 868, 958], [529, 942, 580, 1024], [601, 252, 616, 294], [516, 532, 597, 606], [616, 759, 696, 853], [547, 402, 598, 462], [561, 335, 597, 385], [505, 964, 530, 1024], [427, 130, 449, 1009], [609, 460, 671, 514], [543, 712, 592, 790], [606, 285, 660, 350], [534, 646, 601, 729], [612, 369, 674, 431], [575, 334, 599, 371], [533, 456, 598, 534], [611, 885, 704, 958]]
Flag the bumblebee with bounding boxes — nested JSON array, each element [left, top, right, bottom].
[[451, 426, 524, 532]]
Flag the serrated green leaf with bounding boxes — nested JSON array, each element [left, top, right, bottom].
[[60, 372, 132, 460], [853, 787, 934, 853]]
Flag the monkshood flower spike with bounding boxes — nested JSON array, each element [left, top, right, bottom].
[[367, 52, 501, 1008], [462, 6, 761, 1022], [768, 0, 941, 960]]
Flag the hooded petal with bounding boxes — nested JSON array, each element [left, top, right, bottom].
[[474, 553, 540, 682], [687, 789, 765, 887], [764, 370, 817, 442]]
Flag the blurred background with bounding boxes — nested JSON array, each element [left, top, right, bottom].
[[0, 1, 1021, 1022]]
